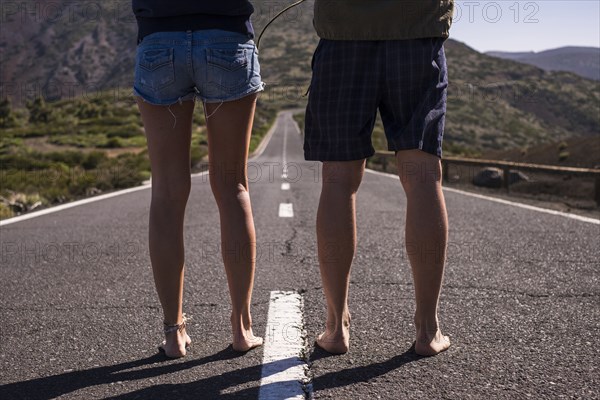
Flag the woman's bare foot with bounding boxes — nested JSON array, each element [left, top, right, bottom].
[[231, 313, 263, 352], [316, 312, 351, 354], [159, 326, 191, 359], [414, 318, 450, 356]]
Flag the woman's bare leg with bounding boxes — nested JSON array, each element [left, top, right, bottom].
[[136, 98, 194, 358], [205, 94, 262, 352]]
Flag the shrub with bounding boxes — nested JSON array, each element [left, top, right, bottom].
[[558, 151, 570, 161], [102, 137, 124, 148], [82, 151, 108, 169], [26, 98, 53, 123], [190, 146, 205, 167], [105, 124, 141, 138], [47, 151, 85, 167], [0, 203, 13, 219], [76, 101, 102, 119], [557, 141, 568, 151]]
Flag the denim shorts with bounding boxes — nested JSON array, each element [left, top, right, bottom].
[[133, 29, 265, 105], [304, 38, 448, 161]]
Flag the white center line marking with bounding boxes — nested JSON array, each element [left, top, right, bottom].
[[281, 183, 291, 191], [259, 291, 309, 400], [279, 203, 294, 218], [282, 121, 288, 179]]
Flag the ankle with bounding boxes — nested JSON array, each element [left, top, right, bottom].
[[164, 313, 190, 336], [414, 314, 439, 332], [231, 311, 252, 330], [326, 309, 351, 331]]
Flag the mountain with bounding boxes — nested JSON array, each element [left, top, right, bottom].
[[1, 0, 598, 156], [0, 0, 318, 105], [440, 40, 599, 154], [487, 47, 600, 81]]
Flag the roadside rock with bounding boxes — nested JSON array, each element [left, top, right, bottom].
[[508, 170, 529, 185], [473, 167, 503, 188], [473, 168, 530, 188]]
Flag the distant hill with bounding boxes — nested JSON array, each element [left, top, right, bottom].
[[1, 0, 598, 157], [487, 47, 600, 81]]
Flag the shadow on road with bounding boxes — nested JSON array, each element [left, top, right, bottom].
[[310, 345, 423, 393], [1, 344, 424, 399], [0, 346, 263, 400]]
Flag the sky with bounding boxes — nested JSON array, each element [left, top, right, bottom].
[[449, 0, 600, 52]]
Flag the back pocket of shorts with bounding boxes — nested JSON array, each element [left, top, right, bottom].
[[206, 48, 251, 91], [138, 48, 175, 91]]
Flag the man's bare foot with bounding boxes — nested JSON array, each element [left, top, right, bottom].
[[159, 328, 191, 359], [232, 332, 263, 352], [316, 313, 351, 354], [231, 313, 263, 352], [415, 322, 450, 356]]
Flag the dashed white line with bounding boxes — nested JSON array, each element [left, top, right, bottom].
[[281, 183, 291, 191], [282, 121, 288, 179], [259, 291, 309, 400], [279, 203, 294, 218]]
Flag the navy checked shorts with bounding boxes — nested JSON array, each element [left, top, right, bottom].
[[304, 38, 448, 161]]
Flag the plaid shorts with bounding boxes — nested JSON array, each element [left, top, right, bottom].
[[304, 37, 448, 161]]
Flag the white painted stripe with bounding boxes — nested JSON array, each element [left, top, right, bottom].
[[259, 291, 309, 400], [282, 121, 288, 179], [279, 203, 294, 218], [281, 183, 291, 191], [0, 184, 150, 226], [365, 168, 600, 225], [282, 122, 288, 167], [0, 171, 209, 227]]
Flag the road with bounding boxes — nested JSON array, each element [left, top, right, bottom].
[[1, 111, 599, 399]]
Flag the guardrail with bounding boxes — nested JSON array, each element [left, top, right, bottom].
[[373, 151, 600, 206]]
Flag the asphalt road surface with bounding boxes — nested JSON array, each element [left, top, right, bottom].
[[1, 111, 599, 399]]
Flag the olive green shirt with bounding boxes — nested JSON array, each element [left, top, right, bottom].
[[314, 0, 454, 40]]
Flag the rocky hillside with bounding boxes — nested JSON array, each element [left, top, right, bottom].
[[442, 40, 599, 154], [0, 0, 317, 105]]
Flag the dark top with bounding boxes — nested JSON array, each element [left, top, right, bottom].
[[132, 0, 255, 44]]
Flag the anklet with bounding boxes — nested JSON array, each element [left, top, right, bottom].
[[164, 313, 190, 334]]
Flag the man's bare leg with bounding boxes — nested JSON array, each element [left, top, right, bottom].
[[315, 160, 365, 354], [396, 149, 450, 356]]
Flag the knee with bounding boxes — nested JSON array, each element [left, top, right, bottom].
[[397, 154, 442, 194], [322, 161, 364, 195], [210, 177, 249, 206], [151, 177, 191, 205]]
